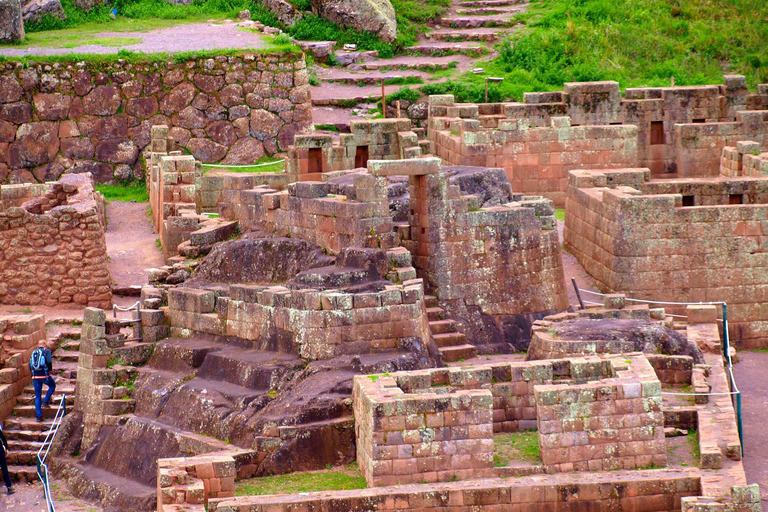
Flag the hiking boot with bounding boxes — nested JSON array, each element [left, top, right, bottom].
[[7, 486, 15, 495], [42, 401, 50, 409], [36, 416, 44, 423]]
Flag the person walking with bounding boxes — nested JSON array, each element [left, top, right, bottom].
[[30, 340, 55, 423], [0, 421, 14, 495]]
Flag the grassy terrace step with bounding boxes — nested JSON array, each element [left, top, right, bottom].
[[439, 343, 477, 362], [350, 60, 457, 72], [440, 16, 518, 28], [455, 7, 520, 15], [235, 463, 366, 497], [323, 73, 425, 85], [428, 30, 501, 41], [405, 44, 488, 57], [460, 0, 525, 6]]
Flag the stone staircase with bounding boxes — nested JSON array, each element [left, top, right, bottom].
[[304, 0, 528, 125], [3, 371, 76, 484], [425, 295, 477, 362], [2, 325, 79, 483]]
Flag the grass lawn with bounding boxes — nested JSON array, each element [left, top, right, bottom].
[[423, 0, 768, 102], [95, 182, 148, 202], [202, 159, 285, 174], [493, 430, 542, 467], [4, 17, 208, 49], [236, 464, 367, 496]]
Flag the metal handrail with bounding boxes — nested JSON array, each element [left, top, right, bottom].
[[571, 280, 744, 456], [36, 394, 66, 512]]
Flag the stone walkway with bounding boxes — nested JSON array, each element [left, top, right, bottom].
[[733, 351, 768, 511], [307, 0, 528, 122], [0, 21, 268, 57]]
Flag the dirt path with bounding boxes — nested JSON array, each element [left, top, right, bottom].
[[106, 201, 164, 288], [557, 219, 601, 309], [0, 478, 104, 512], [0, 21, 267, 57], [732, 351, 768, 510]]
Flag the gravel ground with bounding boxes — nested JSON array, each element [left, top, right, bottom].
[[0, 21, 268, 57]]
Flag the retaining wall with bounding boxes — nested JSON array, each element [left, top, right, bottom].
[[0, 50, 312, 184]]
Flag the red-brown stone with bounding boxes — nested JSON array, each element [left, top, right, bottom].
[[83, 85, 122, 116], [9, 122, 59, 168]]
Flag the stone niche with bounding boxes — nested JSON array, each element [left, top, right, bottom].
[[0, 50, 312, 184], [353, 353, 665, 486]]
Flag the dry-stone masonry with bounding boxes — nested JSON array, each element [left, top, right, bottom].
[[0, 172, 111, 307], [428, 78, 768, 206], [0, 314, 45, 418], [564, 163, 768, 347], [0, 50, 312, 184]]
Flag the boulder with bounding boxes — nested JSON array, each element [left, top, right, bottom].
[[9, 122, 58, 168], [263, 0, 302, 25], [186, 138, 227, 162], [0, 0, 24, 43], [221, 137, 265, 165], [21, 0, 65, 24], [311, 0, 396, 42]]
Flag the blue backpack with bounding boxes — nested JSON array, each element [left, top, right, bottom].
[[30, 348, 47, 372]]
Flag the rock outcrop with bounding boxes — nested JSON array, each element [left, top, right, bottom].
[[311, 0, 396, 42], [21, 0, 65, 24], [0, 0, 24, 43]]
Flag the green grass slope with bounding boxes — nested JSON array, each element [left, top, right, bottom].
[[424, 0, 768, 102]]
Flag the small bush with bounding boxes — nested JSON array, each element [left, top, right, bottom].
[[271, 33, 292, 46]]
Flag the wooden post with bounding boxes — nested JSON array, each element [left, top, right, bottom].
[[484, 78, 488, 103], [396, 101, 401, 119], [671, 76, 675, 87], [381, 80, 386, 118]]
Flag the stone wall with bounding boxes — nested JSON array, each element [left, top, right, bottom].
[[220, 156, 568, 351], [428, 77, 768, 205], [0, 314, 45, 419], [157, 454, 236, 512], [0, 50, 312, 184], [721, 141, 768, 177], [285, 119, 432, 180], [0, 173, 111, 308], [535, 354, 666, 472], [429, 100, 638, 206], [353, 372, 495, 487], [209, 469, 701, 512], [165, 277, 432, 360], [563, 166, 768, 347]]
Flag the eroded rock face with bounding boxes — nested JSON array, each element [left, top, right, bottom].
[[553, 318, 705, 363], [184, 236, 335, 287], [0, 0, 24, 43], [311, 0, 396, 42], [444, 166, 514, 207]]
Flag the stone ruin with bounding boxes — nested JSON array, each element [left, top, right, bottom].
[[0, 76, 756, 512], [428, 77, 768, 206], [0, 172, 111, 308], [563, 147, 768, 347]]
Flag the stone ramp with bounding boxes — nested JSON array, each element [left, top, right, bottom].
[[54, 461, 157, 512]]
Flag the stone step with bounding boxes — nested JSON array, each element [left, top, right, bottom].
[[404, 44, 488, 57], [460, 0, 524, 7], [433, 332, 467, 347], [8, 465, 37, 483], [5, 430, 52, 442], [455, 7, 517, 15], [440, 16, 517, 28], [54, 351, 80, 363], [439, 344, 477, 362], [428, 30, 500, 42], [11, 405, 60, 419], [7, 439, 43, 451], [429, 319, 458, 334], [427, 307, 445, 322], [60, 340, 81, 350], [324, 73, 425, 86], [16, 393, 75, 406], [6, 450, 38, 465], [424, 295, 439, 308]]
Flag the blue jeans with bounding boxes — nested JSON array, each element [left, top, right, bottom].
[[33, 376, 56, 419]]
